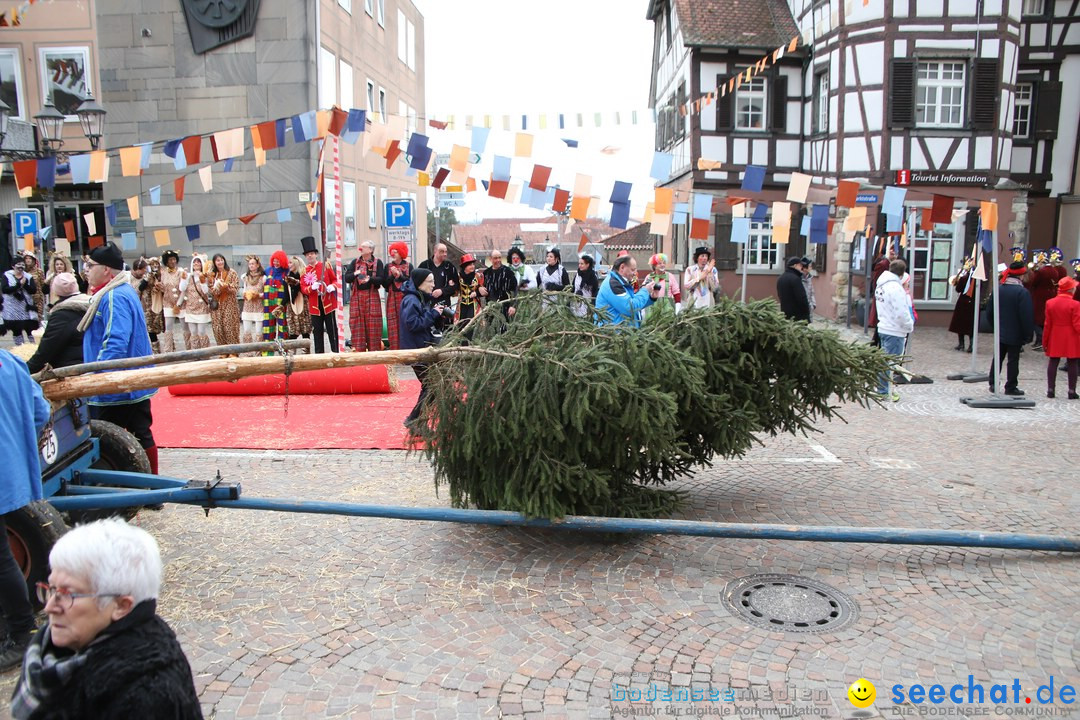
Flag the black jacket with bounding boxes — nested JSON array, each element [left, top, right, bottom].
[[20, 600, 202, 720], [26, 295, 89, 374], [418, 259, 459, 299], [398, 281, 441, 350], [776, 267, 811, 321], [343, 257, 385, 292], [997, 280, 1035, 346]]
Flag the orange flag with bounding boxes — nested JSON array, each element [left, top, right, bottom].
[[238, 214, 258, 225], [174, 176, 185, 202]]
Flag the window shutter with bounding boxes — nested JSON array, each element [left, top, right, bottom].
[[1034, 80, 1061, 139], [715, 74, 733, 131], [770, 75, 788, 132], [889, 59, 916, 128], [713, 214, 738, 271], [970, 58, 1000, 131]]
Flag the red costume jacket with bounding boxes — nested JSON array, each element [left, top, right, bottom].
[[300, 262, 338, 315]]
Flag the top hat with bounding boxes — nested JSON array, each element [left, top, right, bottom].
[[300, 236, 319, 255]]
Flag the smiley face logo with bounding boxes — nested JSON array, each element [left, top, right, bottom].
[[848, 678, 876, 708]]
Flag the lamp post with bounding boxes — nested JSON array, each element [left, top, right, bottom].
[[0, 94, 107, 260]]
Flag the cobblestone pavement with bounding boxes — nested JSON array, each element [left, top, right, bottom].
[[2, 324, 1079, 719]]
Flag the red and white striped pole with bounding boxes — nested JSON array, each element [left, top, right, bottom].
[[331, 134, 345, 344]]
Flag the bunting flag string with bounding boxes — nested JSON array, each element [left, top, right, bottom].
[[0, 0, 38, 26]]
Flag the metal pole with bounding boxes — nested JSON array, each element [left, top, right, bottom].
[[740, 237, 748, 303], [991, 233, 1001, 394], [846, 232, 860, 329], [968, 277, 981, 369]]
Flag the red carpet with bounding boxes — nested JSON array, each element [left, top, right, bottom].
[[169, 365, 394, 396], [152, 380, 421, 450]]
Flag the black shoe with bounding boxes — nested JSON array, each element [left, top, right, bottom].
[[955, 342, 965, 351], [1069, 392, 1079, 400], [1047, 390, 1055, 399], [1004, 388, 1025, 396], [0, 632, 32, 672], [966, 342, 973, 353]]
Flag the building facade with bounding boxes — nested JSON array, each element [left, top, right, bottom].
[[648, 0, 1080, 323]]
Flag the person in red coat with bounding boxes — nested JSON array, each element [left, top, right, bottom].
[[1043, 276, 1080, 399], [1025, 249, 1058, 350], [299, 235, 339, 353]]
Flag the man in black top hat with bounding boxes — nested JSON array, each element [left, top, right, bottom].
[[776, 256, 811, 322], [299, 235, 339, 353]]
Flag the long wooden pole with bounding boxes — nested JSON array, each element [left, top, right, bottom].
[[40, 348, 442, 403]]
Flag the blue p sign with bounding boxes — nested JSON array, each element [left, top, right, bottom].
[[383, 199, 413, 228], [11, 209, 40, 238]]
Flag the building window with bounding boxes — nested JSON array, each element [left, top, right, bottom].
[[324, 179, 339, 248], [815, 71, 829, 134], [1022, 0, 1045, 14], [1012, 83, 1033, 139], [377, 0, 385, 27], [0, 49, 25, 120], [368, 186, 377, 228], [397, 10, 407, 64], [916, 61, 965, 128], [407, 106, 417, 135], [909, 213, 958, 301], [339, 60, 354, 111], [366, 80, 375, 112], [406, 20, 416, 71], [38, 46, 91, 119], [378, 88, 386, 122], [743, 220, 779, 269], [735, 77, 768, 131], [337, 0, 351, 13], [318, 46, 335, 110], [343, 181, 357, 247]]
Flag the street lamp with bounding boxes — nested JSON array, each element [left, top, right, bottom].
[[33, 100, 65, 150], [76, 95, 106, 150]]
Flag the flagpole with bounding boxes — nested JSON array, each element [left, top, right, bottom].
[[740, 237, 749, 303], [332, 134, 346, 345]]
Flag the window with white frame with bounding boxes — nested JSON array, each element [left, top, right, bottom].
[[909, 211, 959, 302], [318, 46, 336, 110], [365, 0, 373, 15], [0, 49, 25, 119], [743, 220, 779, 268], [735, 77, 767, 131], [1012, 83, 1033, 139], [339, 60, 354, 111], [407, 106, 416, 135], [916, 61, 965, 128], [366, 80, 375, 112], [368, 186, 377, 227], [39, 46, 91, 119], [1022, 0, 1045, 15], [378, 88, 386, 121], [324, 179, 339, 248], [815, 71, 829, 134], [343, 181, 357, 247], [377, 0, 385, 27], [406, 20, 416, 71], [397, 10, 407, 63], [337, 0, 351, 13]]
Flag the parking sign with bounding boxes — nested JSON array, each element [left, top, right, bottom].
[[383, 199, 414, 228], [10, 209, 41, 255]]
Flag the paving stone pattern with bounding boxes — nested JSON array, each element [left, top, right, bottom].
[[1, 325, 1077, 719]]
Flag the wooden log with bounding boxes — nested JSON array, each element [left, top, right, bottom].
[[40, 348, 443, 403], [32, 339, 312, 382]]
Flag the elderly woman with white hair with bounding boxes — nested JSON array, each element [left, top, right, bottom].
[[11, 518, 202, 719]]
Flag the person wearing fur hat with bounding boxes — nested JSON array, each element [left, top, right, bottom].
[[343, 240, 386, 352], [262, 250, 290, 345], [536, 247, 570, 311], [384, 241, 413, 350], [19, 253, 46, 321], [79, 241, 159, 473], [989, 260, 1035, 396], [456, 253, 483, 322], [131, 258, 165, 353], [1043, 275, 1080, 399], [1023, 247, 1057, 350], [507, 246, 537, 294], [285, 256, 312, 347], [299, 236, 339, 353], [572, 254, 600, 318], [157, 250, 184, 352], [178, 253, 213, 349], [26, 273, 88, 374], [682, 246, 720, 310], [1, 257, 40, 346], [643, 253, 681, 319], [208, 253, 241, 347], [240, 255, 266, 349]]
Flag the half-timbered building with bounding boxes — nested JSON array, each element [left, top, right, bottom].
[[647, 0, 1080, 323]]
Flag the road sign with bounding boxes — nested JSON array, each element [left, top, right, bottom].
[[11, 208, 40, 239], [438, 198, 466, 208], [855, 194, 879, 203], [383, 199, 414, 228], [435, 153, 481, 165], [437, 190, 466, 208], [387, 227, 412, 243]]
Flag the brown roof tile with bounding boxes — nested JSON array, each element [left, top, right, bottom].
[[670, 0, 799, 50], [604, 223, 654, 251]]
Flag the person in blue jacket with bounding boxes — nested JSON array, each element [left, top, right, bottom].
[[400, 268, 449, 428], [76, 242, 159, 473], [0, 348, 51, 670], [595, 255, 661, 328]]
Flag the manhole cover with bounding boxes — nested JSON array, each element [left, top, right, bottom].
[[721, 574, 858, 634]]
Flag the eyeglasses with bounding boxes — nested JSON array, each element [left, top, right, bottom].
[[36, 582, 121, 610], [83, 261, 100, 269]]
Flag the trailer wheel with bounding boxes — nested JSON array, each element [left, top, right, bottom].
[[6, 501, 67, 609], [64, 420, 151, 524]]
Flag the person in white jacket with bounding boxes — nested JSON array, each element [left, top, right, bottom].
[[874, 259, 915, 399]]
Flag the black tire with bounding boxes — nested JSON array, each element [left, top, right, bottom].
[[6, 501, 67, 610], [63, 420, 151, 524]]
